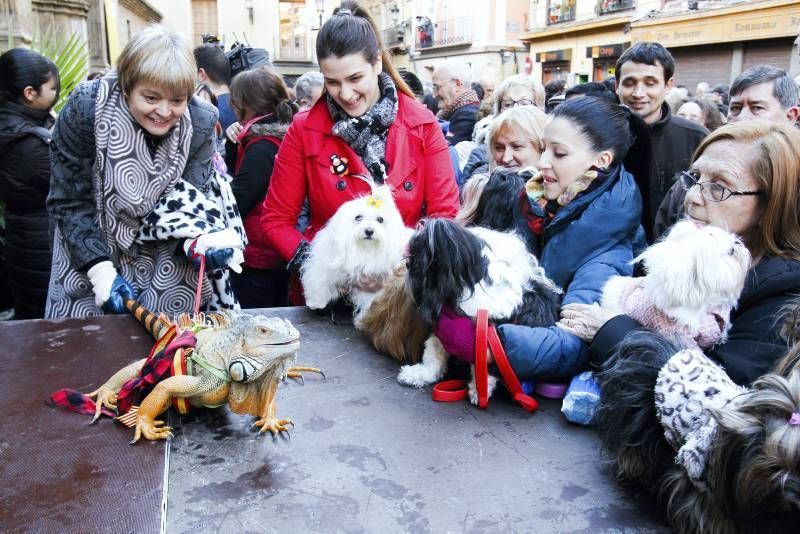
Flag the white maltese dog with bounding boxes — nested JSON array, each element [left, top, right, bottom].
[[301, 186, 412, 320], [601, 220, 751, 349]]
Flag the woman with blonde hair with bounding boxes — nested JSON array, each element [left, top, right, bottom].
[[461, 77, 546, 181], [488, 105, 547, 171], [47, 25, 245, 318]]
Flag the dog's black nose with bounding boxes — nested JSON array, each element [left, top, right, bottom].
[[364, 228, 374, 237]]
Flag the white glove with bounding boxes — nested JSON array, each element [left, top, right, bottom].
[[190, 228, 243, 254], [87, 261, 118, 307], [183, 228, 245, 273]]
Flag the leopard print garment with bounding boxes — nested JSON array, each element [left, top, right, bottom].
[[137, 171, 246, 310], [654, 349, 746, 488]]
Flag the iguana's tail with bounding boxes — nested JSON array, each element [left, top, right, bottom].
[[125, 299, 172, 341]]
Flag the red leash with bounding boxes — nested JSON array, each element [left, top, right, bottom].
[[188, 238, 206, 315], [432, 309, 539, 413], [474, 309, 489, 408], [488, 325, 539, 412]]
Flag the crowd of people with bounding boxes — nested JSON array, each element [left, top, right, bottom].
[[0, 0, 797, 374], [2, 0, 800, 523]]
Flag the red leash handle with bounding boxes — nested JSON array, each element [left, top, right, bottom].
[[432, 379, 469, 402], [475, 309, 489, 409], [488, 326, 539, 413], [188, 238, 205, 315]]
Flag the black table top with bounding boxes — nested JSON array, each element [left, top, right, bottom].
[[0, 307, 667, 533]]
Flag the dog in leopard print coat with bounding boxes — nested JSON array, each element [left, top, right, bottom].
[[594, 304, 800, 534]]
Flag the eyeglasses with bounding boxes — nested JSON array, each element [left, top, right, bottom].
[[500, 98, 534, 110], [679, 170, 764, 202]]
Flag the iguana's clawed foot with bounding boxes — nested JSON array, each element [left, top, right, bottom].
[[130, 416, 173, 444], [286, 366, 326, 383], [253, 416, 293, 438], [87, 386, 118, 424]]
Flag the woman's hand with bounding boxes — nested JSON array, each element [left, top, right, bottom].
[[225, 122, 243, 144], [557, 303, 620, 343], [87, 261, 136, 314]]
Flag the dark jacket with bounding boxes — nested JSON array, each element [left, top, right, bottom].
[[462, 144, 488, 184], [590, 256, 800, 385], [497, 163, 643, 380], [651, 179, 686, 241], [444, 102, 479, 146], [231, 116, 287, 270], [646, 103, 707, 237], [0, 101, 54, 318]]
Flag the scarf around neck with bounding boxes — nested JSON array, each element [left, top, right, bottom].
[[93, 75, 192, 254], [437, 88, 480, 120], [523, 167, 607, 236], [327, 72, 398, 184]]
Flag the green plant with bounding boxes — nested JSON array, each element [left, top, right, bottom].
[[3, 17, 88, 112], [32, 29, 88, 112]]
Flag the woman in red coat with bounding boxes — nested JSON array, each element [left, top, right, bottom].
[[260, 1, 459, 281]]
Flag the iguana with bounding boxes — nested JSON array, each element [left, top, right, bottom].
[[87, 300, 322, 443]]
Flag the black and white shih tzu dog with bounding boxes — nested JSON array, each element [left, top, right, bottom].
[[395, 218, 562, 403], [595, 299, 800, 533]]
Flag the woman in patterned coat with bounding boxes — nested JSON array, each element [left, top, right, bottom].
[[46, 26, 245, 318]]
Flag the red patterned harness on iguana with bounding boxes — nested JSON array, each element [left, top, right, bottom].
[[116, 326, 196, 415]]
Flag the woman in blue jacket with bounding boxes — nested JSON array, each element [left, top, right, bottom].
[[436, 96, 650, 380]]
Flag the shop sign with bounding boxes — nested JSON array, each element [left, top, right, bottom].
[[536, 49, 572, 63], [586, 43, 625, 59], [632, 6, 800, 47]]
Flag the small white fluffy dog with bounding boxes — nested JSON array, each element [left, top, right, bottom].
[[301, 186, 412, 319], [601, 220, 751, 348]]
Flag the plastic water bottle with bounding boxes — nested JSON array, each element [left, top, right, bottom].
[[561, 371, 601, 426]]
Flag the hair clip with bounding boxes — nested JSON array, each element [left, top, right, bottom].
[[366, 196, 383, 209], [336, 8, 352, 16], [789, 412, 800, 426]]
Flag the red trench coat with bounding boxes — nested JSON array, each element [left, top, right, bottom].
[[258, 92, 459, 261]]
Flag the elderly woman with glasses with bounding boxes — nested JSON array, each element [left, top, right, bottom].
[[461, 75, 546, 182], [560, 120, 800, 386]]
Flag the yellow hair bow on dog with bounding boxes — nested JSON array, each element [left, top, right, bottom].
[[366, 196, 384, 209]]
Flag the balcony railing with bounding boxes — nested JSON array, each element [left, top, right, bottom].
[[382, 24, 406, 48], [596, 0, 636, 15], [415, 16, 472, 49], [278, 39, 308, 61], [547, 1, 576, 25]]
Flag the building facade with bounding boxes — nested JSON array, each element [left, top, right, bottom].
[[149, 0, 340, 80], [1, 0, 162, 73], [408, 0, 529, 84], [523, 0, 800, 87]]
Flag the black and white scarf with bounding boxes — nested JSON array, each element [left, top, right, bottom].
[[327, 72, 398, 183]]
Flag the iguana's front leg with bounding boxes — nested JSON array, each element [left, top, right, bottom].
[[87, 358, 147, 423], [132, 374, 213, 443], [285, 366, 325, 385], [252, 380, 292, 436]]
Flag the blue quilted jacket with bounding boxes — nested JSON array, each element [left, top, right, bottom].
[[498, 163, 644, 380]]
